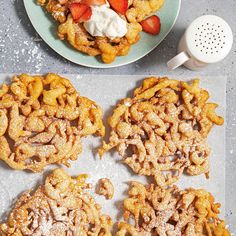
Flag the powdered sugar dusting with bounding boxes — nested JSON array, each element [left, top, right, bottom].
[[0, 31, 45, 73], [0, 0, 45, 73], [0, 181, 10, 218]]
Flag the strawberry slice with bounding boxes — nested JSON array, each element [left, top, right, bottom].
[[140, 15, 161, 35], [108, 0, 128, 15], [81, 0, 106, 6], [77, 7, 92, 22], [68, 3, 90, 21]]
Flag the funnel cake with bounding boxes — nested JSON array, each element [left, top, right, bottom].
[[0, 169, 112, 236], [0, 73, 104, 172], [117, 182, 230, 235], [99, 77, 224, 186], [37, 0, 164, 63]]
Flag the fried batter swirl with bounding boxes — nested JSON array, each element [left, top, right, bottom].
[[99, 77, 224, 186], [0, 74, 104, 172], [37, 0, 164, 63], [117, 182, 230, 236], [0, 169, 112, 236]]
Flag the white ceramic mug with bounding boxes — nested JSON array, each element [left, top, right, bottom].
[[167, 15, 233, 71]]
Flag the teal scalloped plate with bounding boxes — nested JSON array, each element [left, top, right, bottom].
[[24, 0, 181, 68]]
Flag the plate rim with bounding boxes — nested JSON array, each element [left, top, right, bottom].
[[23, 0, 181, 69]]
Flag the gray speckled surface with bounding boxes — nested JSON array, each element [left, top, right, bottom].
[[0, 0, 236, 232]]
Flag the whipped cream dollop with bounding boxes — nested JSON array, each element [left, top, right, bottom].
[[84, 4, 127, 39]]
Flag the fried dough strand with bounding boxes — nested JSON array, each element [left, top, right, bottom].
[[96, 178, 114, 200]]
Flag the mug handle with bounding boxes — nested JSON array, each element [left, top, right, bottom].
[[167, 52, 190, 70]]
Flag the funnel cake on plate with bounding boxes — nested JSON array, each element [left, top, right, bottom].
[[99, 77, 224, 186], [0, 169, 112, 236], [0, 73, 104, 172], [37, 0, 164, 63], [117, 182, 230, 235]]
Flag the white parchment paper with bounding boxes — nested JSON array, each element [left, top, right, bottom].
[[0, 74, 226, 222]]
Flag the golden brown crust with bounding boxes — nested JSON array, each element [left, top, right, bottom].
[[37, 0, 163, 63], [126, 0, 164, 23], [0, 74, 105, 172], [0, 169, 113, 236], [116, 182, 230, 236], [99, 77, 224, 186]]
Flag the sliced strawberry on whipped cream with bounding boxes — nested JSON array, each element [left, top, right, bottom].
[[107, 0, 128, 15], [78, 6, 92, 22], [68, 3, 92, 22], [81, 0, 106, 6]]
